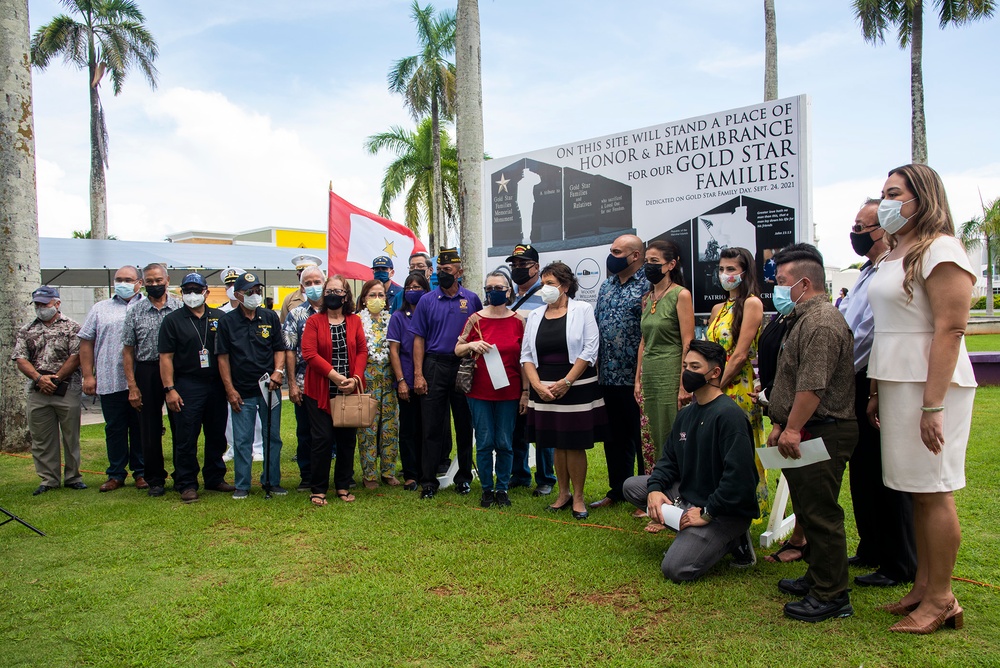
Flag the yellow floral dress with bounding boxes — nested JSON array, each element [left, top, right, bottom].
[[707, 299, 769, 520]]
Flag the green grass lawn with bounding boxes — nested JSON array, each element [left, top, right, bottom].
[[2, 391, 999, 667], [966, 333, 1000, 352]]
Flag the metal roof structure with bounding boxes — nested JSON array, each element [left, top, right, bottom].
[[40, 238, 327, 287]]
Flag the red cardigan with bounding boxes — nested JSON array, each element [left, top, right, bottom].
[[301, 312, 368, 413]]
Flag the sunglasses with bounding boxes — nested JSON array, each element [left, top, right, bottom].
[[852, 223, 882, 234], [484, 286, 508, 293]]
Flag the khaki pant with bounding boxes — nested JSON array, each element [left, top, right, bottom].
[[27, 386, 82, 487]]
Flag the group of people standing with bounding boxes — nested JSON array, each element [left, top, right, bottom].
[[12, 164, 974, 635]]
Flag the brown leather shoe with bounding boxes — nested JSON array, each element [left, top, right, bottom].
[[207, 482, 236, 493], [180, 488, 199, 503], [589, 496, 617, 509], [99, 478, 125, 492], [134, 476, 149, 490]]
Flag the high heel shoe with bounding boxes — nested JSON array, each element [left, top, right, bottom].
[[878, 600, 920, 616], [572, 509, 589, 520], [546, 496, 573, 512], [888, 600, 964, 634]]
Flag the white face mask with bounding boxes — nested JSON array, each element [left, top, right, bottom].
[[877, 197, 916, 234], [114, 281, 136, 300], [183, 293, 206, 308], [226, 285, 236, 301], [538, 284, 561, 304], [242, 293, 263, 309]]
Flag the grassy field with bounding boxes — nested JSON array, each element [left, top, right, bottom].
[[966, 333, 1000, 352], [1, 390, 998, 667]]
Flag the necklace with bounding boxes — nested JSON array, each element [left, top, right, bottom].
[[649, 281, 674, 314]]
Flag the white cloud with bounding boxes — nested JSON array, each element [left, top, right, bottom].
[[696, 30, 852, 77]]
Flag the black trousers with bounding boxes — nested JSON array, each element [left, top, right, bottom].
[[398, 394, 423, 483], [600, 384, 644, 500], [782, 418, 858, 601], [849, 368, 917, 581], [419, 354, 473, 489], [134, 361, 174, 488], [293, 399, 313, 486], [305, 395, 357, 493], [170, 375, 228, 491]]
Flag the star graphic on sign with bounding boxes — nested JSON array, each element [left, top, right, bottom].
[[383, 239, 397, 258], [495, 173, 510, 193]]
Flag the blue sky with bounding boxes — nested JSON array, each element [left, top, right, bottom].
[[26, 0, 1000, 268]]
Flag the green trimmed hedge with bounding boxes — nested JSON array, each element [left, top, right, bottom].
[[972, 294, 1000, 309]]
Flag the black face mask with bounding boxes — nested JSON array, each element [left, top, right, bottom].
[[437, 271, 456, 289], [511, 267, 533, 286], [606, 253, 631, 275], [850, 230, 876, 257], [323, 294, 344, 311], [145, 284, 166, 298], [644, 263, 666, 284]]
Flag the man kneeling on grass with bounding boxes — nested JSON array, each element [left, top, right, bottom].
[[622, 340, 760, 582]]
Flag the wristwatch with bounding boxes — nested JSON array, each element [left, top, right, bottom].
[[564, 378, 573, 387], [163, 385, 175, 393], [274, 369, 285, 377], [700, 509, 714, 523]]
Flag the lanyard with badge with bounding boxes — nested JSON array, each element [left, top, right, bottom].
[[190, 316, 210, 368]]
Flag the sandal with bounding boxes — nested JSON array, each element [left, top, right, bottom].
[[336, 490, 355, 502], [644, 522, 667, 534], [310, 494, 327, 506], [381, 476, 401, 486], [363, 480, 379, 490], [764, 539, 806, 563], [632, 508, 648, 519]]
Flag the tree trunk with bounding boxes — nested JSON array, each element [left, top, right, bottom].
[[431, 95, 445, 251], [88, 30, 108, 239], [764, 0, 778, 101], [0, 0, 42, 452], [457, 0, 484, 293], [910, 1, 927, 164], [987, 243, 994, 316]]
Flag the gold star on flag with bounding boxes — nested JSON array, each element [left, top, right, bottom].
[[383, 239, 396, 257], [495, 173, 510, 193]]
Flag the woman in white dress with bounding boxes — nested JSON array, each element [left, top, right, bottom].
[[866, 164, 977, 634]]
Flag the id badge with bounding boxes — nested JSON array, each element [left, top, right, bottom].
[[199, 348, 210, 369]]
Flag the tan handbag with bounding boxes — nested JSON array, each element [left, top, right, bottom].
[[329, 375, 378, 428]]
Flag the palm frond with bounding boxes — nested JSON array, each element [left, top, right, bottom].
[[30, 15, 87, 68]]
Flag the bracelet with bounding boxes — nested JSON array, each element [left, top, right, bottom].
[[921, 406, 945, 413], [870, 391, 878, 396]]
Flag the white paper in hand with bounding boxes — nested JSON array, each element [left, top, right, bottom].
[[756, 437, 830, 470], [481, 345, 510, 390], [659, 503, 684, 531], [258, 373, 281, 408]]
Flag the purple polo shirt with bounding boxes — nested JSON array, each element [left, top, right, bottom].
[[387, 309, 416, 387], [410, 286, 483, 355]]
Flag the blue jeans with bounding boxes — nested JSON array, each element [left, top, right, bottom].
[[231, 395, 282, 491], [100, 390, 143, 481], [467, 397, 518, 492], [511, 410, 556, 487]]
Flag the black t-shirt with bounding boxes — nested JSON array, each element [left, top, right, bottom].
[[215, 307, 285, 396], [158, 306, 224, 380]]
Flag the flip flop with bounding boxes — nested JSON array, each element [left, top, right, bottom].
[[310, 494, 328, 506], [336, 490, 356, 502], [764, 539, 806, 563], [632, 509, 648, 519]]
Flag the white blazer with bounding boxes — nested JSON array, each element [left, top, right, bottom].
[[520, 298, 600, 367]]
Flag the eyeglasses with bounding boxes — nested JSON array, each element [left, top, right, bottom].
[[510, 261, 536, 269], [181, 287, 205, 294], [484, 286, 508, 293], [243, 287, 263, 296], [325, 289, 347, 296], [852, 223, 881, 234]]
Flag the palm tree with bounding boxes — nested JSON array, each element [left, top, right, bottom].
[[960, 195, 1000, 315], [365, 118, 459, 240], [456, 0, 484, 293], [30, 0, 158, 240], [764, 0, 778, 101], [388, 0, 456, 252], [852, 0, 995, 164], [1, 0, 42, 452]]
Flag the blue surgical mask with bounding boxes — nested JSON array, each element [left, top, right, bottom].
[[304, 285, 324, 302], [373, 270, 390, 283], [114, 282, 135, 300], [877, 197, 916, 234], [772, 278, 803, 316]]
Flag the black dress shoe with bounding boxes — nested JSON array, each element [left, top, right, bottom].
[[419, 486, 436, 500], [848, 554, 878, 569], [32, 485, 55, 496], [854, 572, 900, 587], [778, 577, 810, 597], [148, 485, 166, 497], [65, 482, 88, 490], [546, 496, 573, 512], [783, 593, 853, 622], [455, 482, 471, 495]]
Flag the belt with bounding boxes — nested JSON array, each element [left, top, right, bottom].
[[426, 353, 459, 361], [804, 417, 838, 428], [136, 359, 160, 365]]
